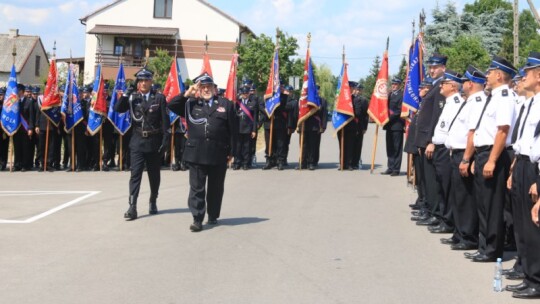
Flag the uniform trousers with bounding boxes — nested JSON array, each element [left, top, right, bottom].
[[300, 130, 320, 166], [419, 148, 440, 215], [173, 133, 186, 165], [433, 145, 453, 227], [511, 157, 536, 280], [474, 148, 511, 258], [264, 127, 287, 163], [234, 133, 252, 166], [450, 150, 478, 246], [13, 128, 33, 169], [129, 150, 161, 200], [352, 132, 364, 167], [337, 130, 355, 169], [188, 162, 227, 222], [119, 130, 132, 170], [385, 130, 403, 172], [38, 127, 58, 168], [102, 122, 115, 166], [0, 132, 8, 168]]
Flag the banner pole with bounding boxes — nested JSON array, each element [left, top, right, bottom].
[[119, 135, 123, 172], [340, 130, 345, 171], [170, 124, 175, 170], [299, 123, 305, 170], [370, 124, 379, 174], [44, 120, 50, 172], [99, 128, 103, 171], [9, 136, 14, 172], [71, 130, 75, 172], [268, 116, 274, 157]]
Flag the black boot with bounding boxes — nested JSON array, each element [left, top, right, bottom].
[[149, 193, 158, 215], [262, 159, 275, 170], [124, 195, 137, 220]]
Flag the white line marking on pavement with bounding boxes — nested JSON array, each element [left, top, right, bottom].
[[0, 191, 100, 224]]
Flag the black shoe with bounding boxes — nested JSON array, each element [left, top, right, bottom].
[[92, 166, 100, 172], [38, 167, 44, 172], [411, 214, 430, 222], [124, 205, 137, 220], [242, 165, 249, 170], [207, 218, 218, 225], [464, 251, 481, 259], [172, 164, 180, 171], [180, 162, 187, 171], [502, 268, 517, 276], [409, 203, 422, 210], [512, 287, 540, 299], [190, 221, 203, 232], [451, 243, 477, 250], [411, 210, 426, 217], [506, 282, 528, 292], [308, 164, 316, 171], [416, 216, 439, 226], [428, 224, 453, 233], [277, 163, 284, 171], [390, 171, 399, 176], [149, 199, 158, 215], [46, 166, 55, 172], [232, 164, 240, 170], [21, 168, 26, 172], [102, 165, 109, 172], [381, 169, 392, 175], [262, 163, 274, 170], [471, 254, 497, 262], [440, 237, 459, 245], [506, 272, 526, 280]]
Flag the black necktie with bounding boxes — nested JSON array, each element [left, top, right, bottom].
[[474, 94, 492, 130], [511, 104, 526, 144], [518, 97, 534, 140]]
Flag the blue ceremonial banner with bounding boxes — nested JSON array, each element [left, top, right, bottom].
[[403, 37, 424, 112], [107, 63, 131, 135], [1, 65, 21, 136], [87, 64, 108, 135], [332, 63, 354, 132], [61, 64, 83, 132], [264, 47, 281, 117], [298, 52, 321, 125]]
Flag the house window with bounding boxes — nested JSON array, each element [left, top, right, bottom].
[[154, 0, 172, 18], [35, 55, 41, 77]]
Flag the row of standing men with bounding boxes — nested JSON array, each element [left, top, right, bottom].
[[404, 52, 540, 299]]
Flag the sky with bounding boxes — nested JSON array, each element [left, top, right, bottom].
[[0, 0, 521, 80]]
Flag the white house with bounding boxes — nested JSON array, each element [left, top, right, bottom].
[[0, 29, 49, 87], [79, 0, 254, 87]]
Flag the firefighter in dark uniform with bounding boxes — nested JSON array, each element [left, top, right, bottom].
[[260, 84, 289, 170], [101, 85, 115, 171], [35, 88, 59, 172], [31, 87, 41, 168], [115, 67, 170, 220], [249, 84, 260, 166], [351, 84, 370, 169], [66, 86, 90, 172], [19, 85, 35, 171], [382, 77, 405, 175], [233, 86, 258, 170], [289, 89, 327, 170], [0, 87, 8, 170], [412, 54, 447, 227], [337, 81, 362, 170], [170, 116, 187, 171], [168, 72, 238, 232]]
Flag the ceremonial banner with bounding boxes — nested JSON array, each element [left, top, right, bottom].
[[61, 64, 83, 132], [403, 36, 424, 112], [87, 64, 108, 135], [224, 53, 239, 102], [107, 63, 131, 135], [367, 51, 389, 126], [163, 58, 185, 125], [264, 47, 281, 117], [0, 65, 20, 136], [297, 49, 320, 125], [332, 64, 354, 132], [200, 52, 213, 78], [41, 58, 62, 126]]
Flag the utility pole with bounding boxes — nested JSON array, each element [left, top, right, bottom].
[[514, 0, 519, 66]]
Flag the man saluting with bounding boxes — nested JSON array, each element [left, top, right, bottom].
[[168, 73, 238, 232]]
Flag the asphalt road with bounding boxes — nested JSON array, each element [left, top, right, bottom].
[[0, 125, 523, 303]]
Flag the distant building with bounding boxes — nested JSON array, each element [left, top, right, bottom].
[[79, 0, 254, 87], [0, 29, 49, 87]]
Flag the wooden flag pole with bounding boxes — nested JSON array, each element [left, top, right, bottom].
[[370, 125, 379, 174], [268, 116, 274, 157], [44, 120, 50, 172], [119, 135, 123, 171], [299, 123, 305, 170], [9, 136, 14, 172], [340, 131, 345, 171], [406, 153, 412, 185], [71, 131, 75, 171], [170, 124, 175, 169], [99, 128, 103, 171]]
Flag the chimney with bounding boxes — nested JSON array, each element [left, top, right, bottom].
[[9, 29, 19, 38]]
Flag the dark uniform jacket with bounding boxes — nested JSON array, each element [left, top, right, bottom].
[[115, 90, 169, 153], [236, 95, 258, 134], [258, 93, 289, 130], [20, 96, 35, 131], [168, 93, 238, 166], [414, 78, 445, 148], [288, 97, 328, 131], [355, 95, 370, 132], [384, 89, 405, 131]]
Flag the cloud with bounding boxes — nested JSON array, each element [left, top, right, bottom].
[[0, 5, 51, 25], [59, 2, 76, 13]]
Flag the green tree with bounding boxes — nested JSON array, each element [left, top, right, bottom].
[[360, 55, 381, 99], [313, 63, 338, 109], [148, 48, 173, 87], [463, 0, 512, 15], [237, 32, 303, 94], [440, 35, 491, 72], [395, 56, 407, 82]]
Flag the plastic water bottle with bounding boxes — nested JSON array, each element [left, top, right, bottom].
[[493, 258, 503, 292]]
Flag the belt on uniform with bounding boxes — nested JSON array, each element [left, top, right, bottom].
[[475, 145, 492, 153], [434, 144, 446, 150], [516, 154, 530, 161], [135, 128, 161, 138], [449, 148, 465, 156]]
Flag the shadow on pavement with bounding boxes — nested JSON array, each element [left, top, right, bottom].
[[210, 217, 269, 227], [137, 208, 190, 219]]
